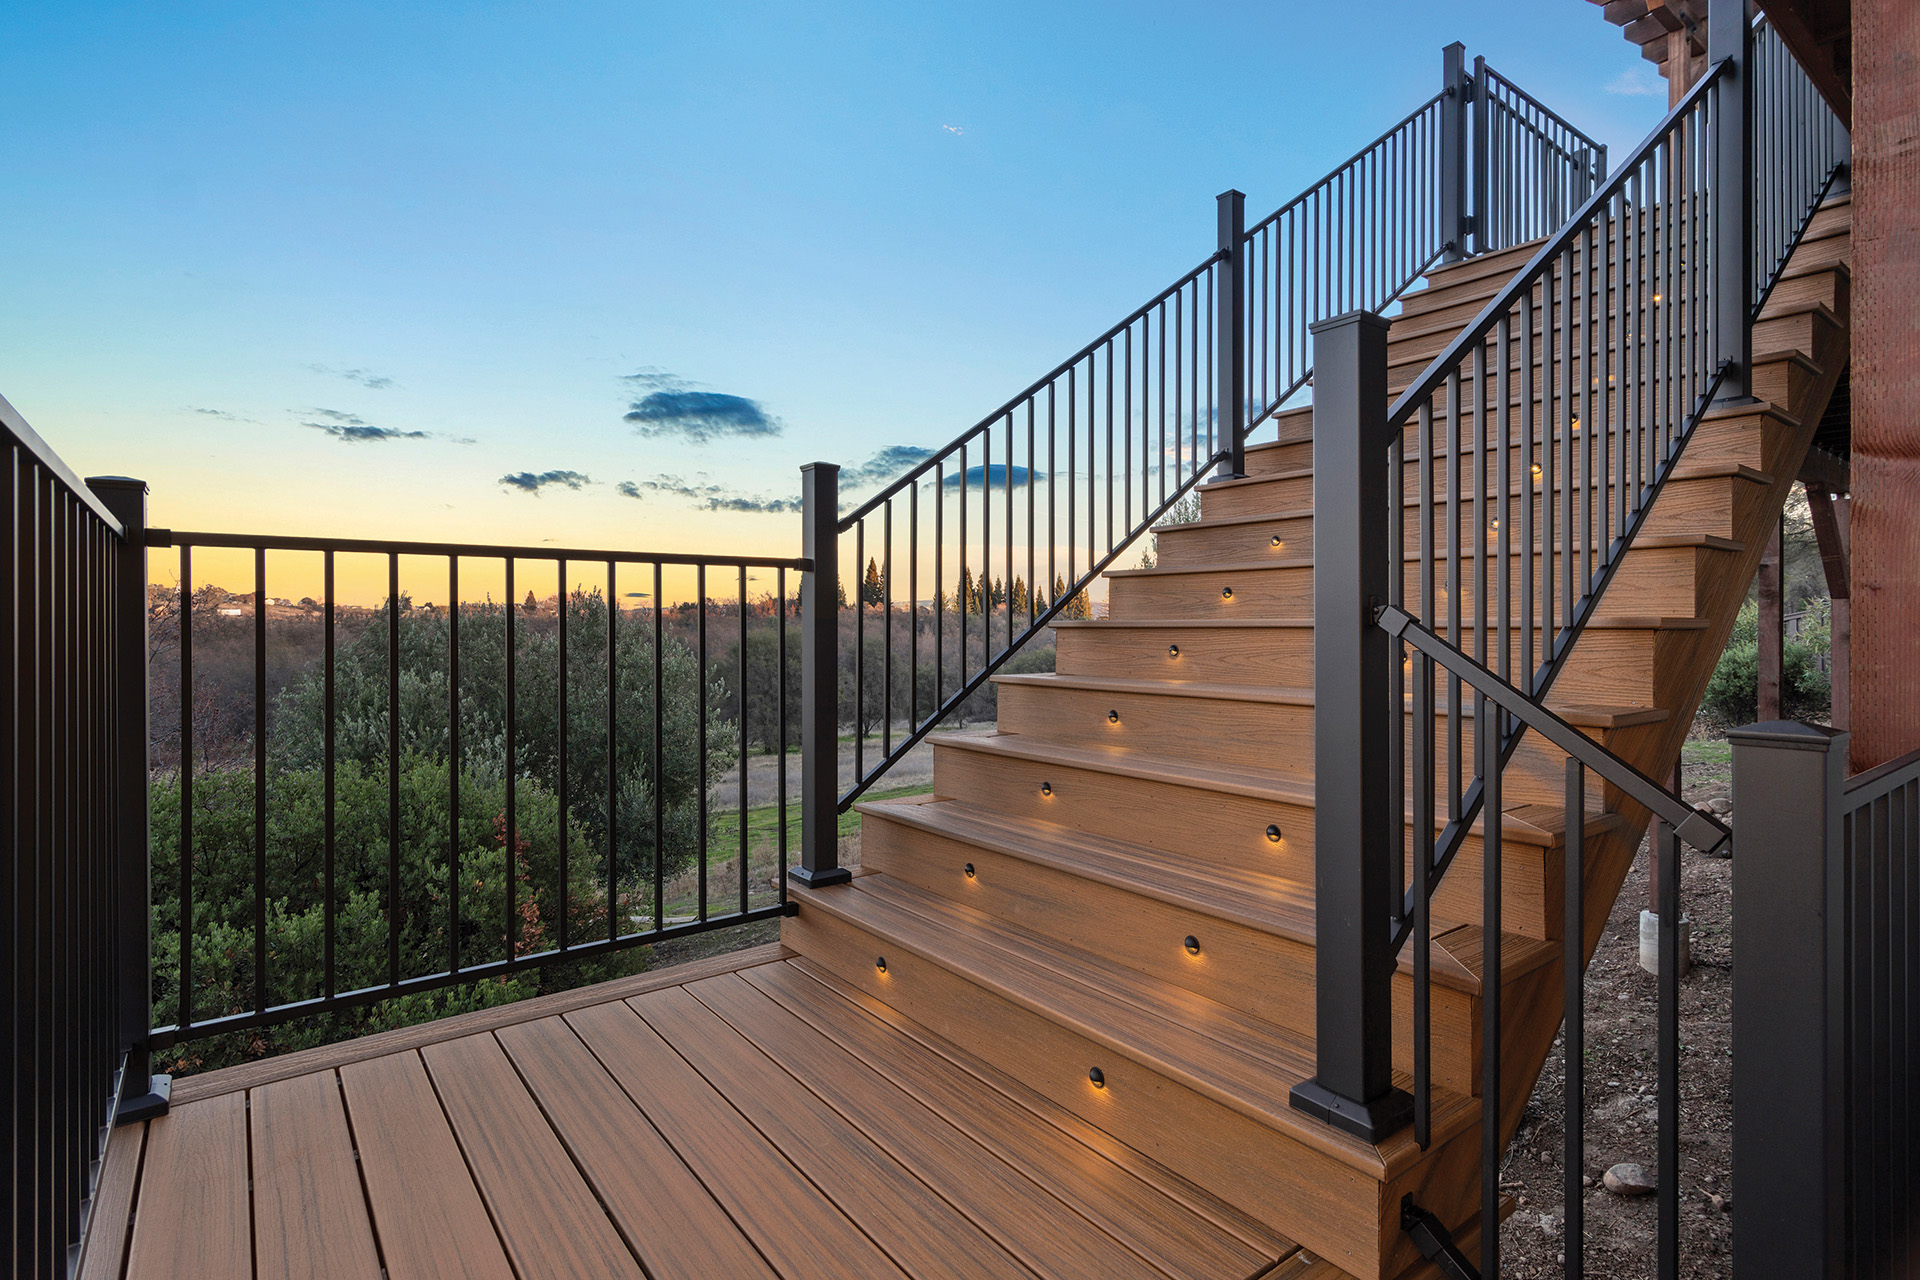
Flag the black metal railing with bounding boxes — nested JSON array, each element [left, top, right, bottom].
[[1730, 725, 1920, 1278], [1301, 10, 1849, 1279], [147, 529, 808, 1050], [815, 45, 1598, 837], [2, 397, 167, 1280], [1474, 63, 1608, 256]]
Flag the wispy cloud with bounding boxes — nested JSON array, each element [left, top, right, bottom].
[[940, 463, 1043, 490], [617, 474, 801, 513], [499, 469, 592, 495], [300, 408, 430, 443], [942, 124, 965, 136], [1607, 65, 1665, 97], [307, 363, 396, 390], [843, 444, 936, 487], [620, 369, 780, 444], [192, 407, 257, 423]]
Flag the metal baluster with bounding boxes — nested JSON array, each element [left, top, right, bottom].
[[606, 559, 617, 942], [652, 561, 664, 931], [738, 566, 749, 916], [559, 556, 570, 950], [257, 549, 270, 1008], [505, 556, 517, 960], [697, 565, 708, 921], [444, 556, 455, 971], [1565, 758, 1586, 1280]]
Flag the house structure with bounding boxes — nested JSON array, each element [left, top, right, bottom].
[[5, 2, 1912, 1278]]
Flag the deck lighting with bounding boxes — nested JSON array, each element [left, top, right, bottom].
[[1168, 644, 1180, 658], [964, 862, 976, 878], [1184, 935, 1202, 956], [1221, 586, 1234, 600], [1270, 535, 1284, 548], [875, 956, 888, 974], [1266, 824, 1284, 843], [1088, 1067, 1107, 1089], [1107, 709, 1121, 724], [1040, 781, 1053, 797]]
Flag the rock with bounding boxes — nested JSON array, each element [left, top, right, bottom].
[[1713, 1193, 1732, 1213], [1709, 798, 1732, 815], [1604, 1162, 1657, 1196], [1582, 1174, 1594, 1188]]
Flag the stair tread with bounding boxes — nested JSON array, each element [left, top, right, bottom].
[[792, 871, 1475, 1177], [937, 732, 1624, 847], [1052, 612, 1706, 631], [856, 795, 1557, 995], [1108, 532, 1738, 580]]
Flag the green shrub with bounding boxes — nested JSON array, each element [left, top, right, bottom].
[[1699, 599, 1830, 726]]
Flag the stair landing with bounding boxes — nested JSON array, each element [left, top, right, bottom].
[[81, 944, 1342, 1280]]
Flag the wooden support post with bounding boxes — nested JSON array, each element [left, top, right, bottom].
[[1758, 513, 1785, 722], [1851, 0, 1920, 774], [1807, 484, 1852, 730]]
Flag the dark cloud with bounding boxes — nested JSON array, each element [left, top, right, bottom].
[[940, 463, 1043, 490], [499, 469, 592, 495], [842, 444, 936, 487], [307, 364, 396, 390], [618, 474, 801, 514], [619, 369, 779, 444], [300, 408, 429, 443]]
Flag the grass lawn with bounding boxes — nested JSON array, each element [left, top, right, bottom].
[[703, 783, 934, 855]]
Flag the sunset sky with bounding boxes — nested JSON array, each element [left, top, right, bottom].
[[0, 1, 1666, 602]]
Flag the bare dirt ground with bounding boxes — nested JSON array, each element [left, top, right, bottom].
[[1499, 734, 1737, 1278], [653, 734, 1746, 1279]]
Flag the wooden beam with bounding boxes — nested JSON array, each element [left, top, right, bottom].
[[1759, 514, 1785, 722], [1798, 443, 1851, 494], [1756, 0, 1853, 127], [1808, 485, 1852, 729]]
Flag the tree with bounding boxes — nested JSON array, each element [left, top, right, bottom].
[[989, 576, 1006, 607], [1011, 576, 1029, 615], [959, 566, 979, 616], [1052, 574, 1091, 620], [861, 557, 884, 606]]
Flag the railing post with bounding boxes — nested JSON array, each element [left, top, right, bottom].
[[1470, 54, 1489, 255], [791, 462, 850, 889], [86, 476, 170, 1122], [1440, 41, 1471, 263], [1709, 0, 1755, 403], [1289, 311, 1412, 1141], [1214, 188, 1247, 481], [1727, 719, 1847, 1278]]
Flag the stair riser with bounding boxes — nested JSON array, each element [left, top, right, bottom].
[[783, 904, 1420, 1278], [994, 680, 1639, 809], [1052, 623, 1313, 684], [859, 816, 1481, 1095], [1395, 543, 1726, 619], [1246, 439, 1313, 476], [1683, 409, 1803, 477], [1752, 355, 1824, 413], [1153, 515, 1313, 565], [1107, 564, 1313, 619], [1391, 474, 1747, 549], [933, 746, 1553, 934], [1762, 269, 1846, 318], [1426, 621, 1695, 710], [1201, 474, 1313, 519], [1753, 306, 1840, 357]]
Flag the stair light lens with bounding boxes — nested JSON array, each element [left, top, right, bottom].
[[1088, 1067, 1106, 1089], [1107, 709, 1120, 724], [1184, 935, 1202, 956], [1652, 292, 1663, 303], [875, 956, 888, 974], [1531, 464, 1542, 477], [964, 862, 976, 879], [1270, 535, 1284, 548], [1040, 781, 1053, 797], [1266, 824, 1284, 843], [1221, 586, 1234, 600], [1167, 643, 1180, 658]]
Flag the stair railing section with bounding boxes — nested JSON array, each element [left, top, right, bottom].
[[2, 396, 169, 1280], [817, 47, 1601, 850], [1301, 9, 1847, 1280], [147, 528, 808, 1049], [1474, 62, 1608, 256]]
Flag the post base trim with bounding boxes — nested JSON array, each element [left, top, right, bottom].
[[787, 865, 852, 889], [115, 1074, 171, 1126], [1289, 1077, 1414, 1142]]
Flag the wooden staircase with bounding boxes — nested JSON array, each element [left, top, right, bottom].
[[785, 193, 1853, 1280]]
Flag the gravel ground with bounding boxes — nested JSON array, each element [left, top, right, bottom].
[[1497, 734, 1738, 1278]]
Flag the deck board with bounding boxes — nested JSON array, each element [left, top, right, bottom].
[[338, 1051, 516, 1280], [250, 1071, 383, 1280], [420, 1033, 648, 1280], [124, 1093, 252, 1280], [99, 948, 1294, 1280]]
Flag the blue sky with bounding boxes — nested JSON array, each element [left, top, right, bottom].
[[0, 0, 1666, 584]]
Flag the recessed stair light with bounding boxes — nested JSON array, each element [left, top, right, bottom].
[[1040, 781, 1053, 797], [1266, 824, 1284, 843], [1184, 935, 1202, 955], [875, 956, 888, 974], [1221, 586, 1234, 600], [1088, 1067, 1106, 1089], [1107, 709, 1121, 724], [1168, 643, 1180, 658]]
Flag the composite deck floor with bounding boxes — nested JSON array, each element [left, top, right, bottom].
[[81, 943, 1328, 1280]]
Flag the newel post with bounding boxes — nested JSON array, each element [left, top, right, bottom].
[[1214, 188, 1247, 481], [1289, 312, 1412, 1141], [791, 462, 850, 889], [1728, 720, 1847, 1278], [1709, 0, 1755, 403], [86, 475, 170, 1122], [1440, 42, 1471, 263]]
